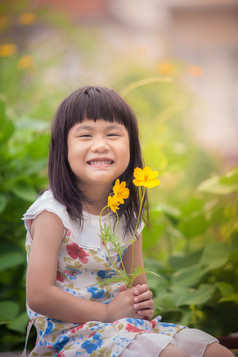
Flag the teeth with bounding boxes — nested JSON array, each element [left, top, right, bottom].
[[88, 160, 112, 165]]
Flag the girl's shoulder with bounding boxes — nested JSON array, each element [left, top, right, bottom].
[[22, 189, 72, 230]]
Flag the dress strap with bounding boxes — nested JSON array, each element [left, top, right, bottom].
[[22, 319, 34, 357]]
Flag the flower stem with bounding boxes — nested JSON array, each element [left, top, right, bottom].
[[104, 242, 120, 274], [99, 205, 121, 274], [99, 205, 108, 235], [115, 211, 127, 277], [131, 188, 145, 280]]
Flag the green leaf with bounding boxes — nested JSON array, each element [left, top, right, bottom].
[[216, 282, 234, 297], [199, 242, 232, 270], [27, 133, 50, 159], [148, 274, 167, 292], [0, 194, 7, 213], [169, 249, 203, 270], [11, 183, 37, 201], [172, 265, 207, 287], [179, 310, 193, 326], [0, 251, 25, 271], [0, 301, 19, 322], [219, 293, 238, 303], [172, 284, 215, 306], [220, 166, 238, 185], [180, 197, 204, 216], [155, 203, 181, 219], [7, 312, 29, 333], [0, 101, 15, 144], [178, 213, 208, 238], [198, 167, 238, 194], [154, 294, 176, 312], [0, 98, 6, 120]]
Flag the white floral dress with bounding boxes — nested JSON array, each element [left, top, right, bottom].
[[22, 190, 216, 357]]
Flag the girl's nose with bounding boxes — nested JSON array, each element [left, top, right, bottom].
[[91, 139, 109, 153]]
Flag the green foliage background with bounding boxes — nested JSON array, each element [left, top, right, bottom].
[[0, 0, 237, 352]]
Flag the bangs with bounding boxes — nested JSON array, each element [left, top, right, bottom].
[[63, 87, 134, 132]]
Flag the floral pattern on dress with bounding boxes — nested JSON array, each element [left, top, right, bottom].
[[66, 243, 90, 263]]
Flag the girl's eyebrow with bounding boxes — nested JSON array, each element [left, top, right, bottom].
[[74, 123, 124, 134], [75, 125, 93, 132], [106, 124, 124, 131]]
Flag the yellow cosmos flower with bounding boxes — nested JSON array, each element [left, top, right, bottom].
[[113, 179, 129, 204], [188, 65, 204, 78], [17, 55, 34, 69], [157, 62, 176, 76], [19, 13, 36, 25], [0, 43, 17, 57], [133, 167, 161, 188], [108, 195, 120, 213]]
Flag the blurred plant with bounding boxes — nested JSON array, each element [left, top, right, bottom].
[[0, 99, 48, 350], [144, 166, 238, 336]]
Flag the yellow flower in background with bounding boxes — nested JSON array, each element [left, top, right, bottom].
[[18, 55, 34, 69], [108, 195, 120, 213], [157, 62, 176, 76], [0, 43, 17, 57], [113, 179, 129, 204], [133, 167, 160, 188], [188, 65, 204, 78], [19, 13, 36, 25]]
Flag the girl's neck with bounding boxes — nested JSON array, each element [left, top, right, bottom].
[[83, 201, 108, 216], [81, 184, 112, 216]]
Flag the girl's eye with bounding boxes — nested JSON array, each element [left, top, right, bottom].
[[79, 134, 92, 138], [107, 133, 119, 137]]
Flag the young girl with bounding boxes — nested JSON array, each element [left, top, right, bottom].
[[23, 86, 233, 357]]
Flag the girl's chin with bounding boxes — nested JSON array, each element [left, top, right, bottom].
[[77, 178, 115, 189]]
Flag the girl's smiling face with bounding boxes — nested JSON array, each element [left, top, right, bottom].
[[67, 119, 130, 193]]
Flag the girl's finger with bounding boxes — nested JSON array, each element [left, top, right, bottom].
[[119, 285, 127, 292], [136, 308, 154, 319], [134, 290, 153, 303], [134, 284, 149, 295], [133, 299, 154, 311]]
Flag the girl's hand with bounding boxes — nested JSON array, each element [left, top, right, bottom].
[[107, 285, 143, 322], [133, 284, 154, 321]]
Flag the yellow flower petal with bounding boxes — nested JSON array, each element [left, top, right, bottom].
[[132, 179, 143, 187], [108, 195, 120, 213], [133, 167, 145, 180], [116, 195, 124, 204], [112, 179, 129, 204], [144, 179, 161, 188], [148, 171, 159, 180]]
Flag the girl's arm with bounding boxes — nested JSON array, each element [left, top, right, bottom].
[[122, 234, 154, 320], [26, 210, 139, 324]]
